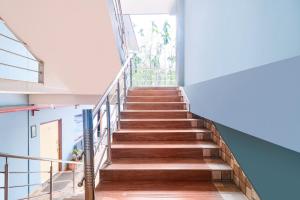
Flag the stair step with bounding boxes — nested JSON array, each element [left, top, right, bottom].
[[101, 158, 231, 181], [128, 90, 181, 96], [130, 87, 179, 90], [121, 110, 191, 119], [125, 102, 186, 110], [113, 129, 212, 142], [96, 181, 247, 200], [119, 119, 203, 129], [126, 96, 183, 102], [111, 141, 220, 159]]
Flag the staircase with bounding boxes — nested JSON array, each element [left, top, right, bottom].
[[95, 87, 247, 199]]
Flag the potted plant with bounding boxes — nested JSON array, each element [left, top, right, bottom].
[[67, 149, 82, 170]]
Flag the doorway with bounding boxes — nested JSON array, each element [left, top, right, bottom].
[[39, 120, 62, 183]]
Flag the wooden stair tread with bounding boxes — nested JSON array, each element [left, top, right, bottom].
[[130, 87, 179, 90], [115, 128, 211, 133], [122, 110, 189, 112], [102, 158, 231, 170], [126, 102, 185, 104], [120, 119, 199, 122], [95, 181, 247, 199], [111, 141, 219, 149]]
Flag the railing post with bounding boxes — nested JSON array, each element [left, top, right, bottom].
[[97, 110, 101, 138], [123, 70, 127, 101], [117, 81, 121, 129], [4, 157, 8, 200], [105, 96, 112, 164], [72, 168, 76, 194], [129, 59, 133, 87], [82, 109, 95, 200], [49, 161, 53, 200]]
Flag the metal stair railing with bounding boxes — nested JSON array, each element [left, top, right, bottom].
[[0, 152, 83, 200], [79, 55, 133, 200]]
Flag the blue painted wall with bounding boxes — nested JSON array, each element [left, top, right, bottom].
[[184, 0, 300, 85], [185, 56, 300, 153], [214, 123, 300, 200], [0, 94, 29, 200], [181, 1, 300, 198], [0, 94, 91, 199]]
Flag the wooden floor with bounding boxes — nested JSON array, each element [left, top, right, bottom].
[[95, 181, 247, 200], [95, 87, 247, 200]]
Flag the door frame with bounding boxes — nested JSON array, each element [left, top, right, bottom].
[[40, 119, 63, 171]]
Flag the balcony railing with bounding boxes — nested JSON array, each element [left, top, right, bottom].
[[0, 18, 44, 83], [0, 152, 83, 200]]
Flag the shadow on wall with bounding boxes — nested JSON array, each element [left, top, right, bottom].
[[215, 122, 300, 200]]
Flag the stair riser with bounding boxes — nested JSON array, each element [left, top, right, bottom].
[[125, 103, 186, 110], [111, 148, 219, 159], [128, 90, 181, 96], [126, 96, 183, 102], [101, 170, 215, 181], [113, 132, 212, 142], [120, 120, 202, 129], [121, 112, 190, 119]]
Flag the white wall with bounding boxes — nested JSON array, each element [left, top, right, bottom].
[[184, 0, 300, 85]]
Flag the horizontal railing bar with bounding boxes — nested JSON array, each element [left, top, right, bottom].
[[0, 182, 44, 189], [8, 171, 50, 174], [0, 33, 26, 44], [0, 152, 83, 165], [93, 55, 132, 118], [0, 62, 40, 73], [0, 48, 39, 62]]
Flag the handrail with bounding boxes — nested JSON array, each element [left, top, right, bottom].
[[0, 152, 82, 165], [92, 55, 132, 118]]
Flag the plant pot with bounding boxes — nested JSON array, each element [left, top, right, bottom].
[[68, 163, 76, 171]]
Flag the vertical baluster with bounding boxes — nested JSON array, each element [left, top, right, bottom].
[[106, 96, 112, 164], [117, 81, 121, 129], [129, 58, 133, 87], [82, 109, 95, 200], [72, 168, 76, 194], [123, 70, 127, 102], [97, 110, 101, 138], [49, 161, 53, 200], [4, 157, 8, 200]]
